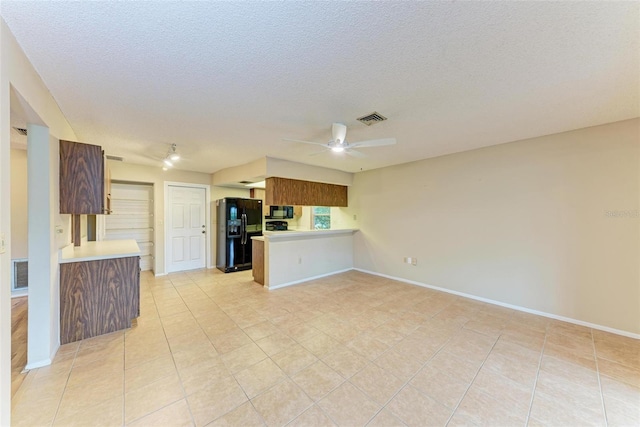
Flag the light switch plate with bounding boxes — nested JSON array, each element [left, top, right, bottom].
[[0, 232, 5, 254]]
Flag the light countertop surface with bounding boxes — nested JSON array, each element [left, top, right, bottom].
[[59, 240, 141, 263], [262, 228, 358, 241]]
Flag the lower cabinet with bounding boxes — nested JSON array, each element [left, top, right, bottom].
[[60, 256, 140, 344], [252, 239, 265, 285]]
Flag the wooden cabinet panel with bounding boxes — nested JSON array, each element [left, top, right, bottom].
[[60, 139, 105, 214], [252, 239, 265, 285], [265, 177, 348, 207], [60, 256, 140, 344]]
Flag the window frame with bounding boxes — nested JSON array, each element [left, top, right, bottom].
[[311, 206, 331, 230]]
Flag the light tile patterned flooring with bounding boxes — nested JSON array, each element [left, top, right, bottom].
[[11, 269, 640, 426]]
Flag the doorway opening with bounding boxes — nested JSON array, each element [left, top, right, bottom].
[[103, 181, 155, 272]]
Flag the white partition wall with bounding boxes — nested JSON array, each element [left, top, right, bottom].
[[26, 124, 57, 369], [264, 230, 357, 289]]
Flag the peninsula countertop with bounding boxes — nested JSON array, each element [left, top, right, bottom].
[[260, 228, 358, 241], [59, 240, 141, 263]]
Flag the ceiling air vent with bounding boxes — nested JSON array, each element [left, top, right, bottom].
[[357, 112, 387, 126], [238, 181, 252, 184], [106, 155, 124, 162], [13, 127, 28, 136]]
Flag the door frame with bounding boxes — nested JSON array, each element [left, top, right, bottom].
[[164, 181, 211, 273]]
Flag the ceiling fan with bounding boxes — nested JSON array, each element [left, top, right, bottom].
[[284, 123, 396, 157]]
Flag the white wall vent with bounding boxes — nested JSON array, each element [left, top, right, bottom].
[[106, 155, 124, 162], [11, 259, 28, 291], [356, 112, 387, 126]]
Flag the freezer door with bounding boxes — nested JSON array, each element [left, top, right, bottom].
[[240, 199, 263, 230]]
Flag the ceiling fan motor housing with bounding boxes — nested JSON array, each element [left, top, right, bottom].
[[332, 123, 348, 146]]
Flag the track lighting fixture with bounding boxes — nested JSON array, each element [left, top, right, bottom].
[[162, 143, 180, 170]]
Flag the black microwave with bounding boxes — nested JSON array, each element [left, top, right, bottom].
[[268, 205, 294, 219]]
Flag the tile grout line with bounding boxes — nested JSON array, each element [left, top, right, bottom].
[[355, 314, 466, 426], [442, 332, 501, 427], [49, 338, 81, 426], [523, 327, 548, 426], [168, 273, 279, 426], [359, 298, 480, 425], [165, 275, 202, 427], [125, 275, 196, 426], [591, 330, 609, 427]]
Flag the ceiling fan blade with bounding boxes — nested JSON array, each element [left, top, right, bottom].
[[346, 149, 367, 158], [308, 149, 329, 156], [283, 138, 327, 147], [350, 138, 397, 148]]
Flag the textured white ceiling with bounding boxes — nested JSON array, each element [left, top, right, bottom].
[[1, 2, 638, 174]]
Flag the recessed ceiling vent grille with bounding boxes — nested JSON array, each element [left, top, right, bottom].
[[13, 127, 28, 136], [357, 112, 387, 126], [238, 181, 252, 184], [106, 155, 124, 162]]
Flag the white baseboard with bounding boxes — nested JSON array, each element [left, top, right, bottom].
[[11, 290, 28, 298], [25, 357, 52, 370], [153, 272, 167, 277], [354, 268, 640, 340], [268, 268, 353, 290]]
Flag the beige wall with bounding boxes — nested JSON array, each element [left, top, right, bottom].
[[212, 157, 266, 186], [350, 119, 640, 335], [1, 18, 79, 423], [108, 161, 212, 275], [10, 148, 27, 259]]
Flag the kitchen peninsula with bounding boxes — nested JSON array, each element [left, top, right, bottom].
[[252, 228, 358, 289], [59, 239, 141, 344]]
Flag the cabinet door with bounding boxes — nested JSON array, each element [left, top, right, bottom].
[[60, 256, 140, 344], [60, 140, 105, 214]]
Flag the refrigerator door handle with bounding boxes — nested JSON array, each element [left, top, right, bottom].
[[244, 213, 248, 244], [240, 214, 244, 245], [241, 213, 247, 245]]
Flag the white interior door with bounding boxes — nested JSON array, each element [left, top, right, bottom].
[[167, 185, 206, 273]]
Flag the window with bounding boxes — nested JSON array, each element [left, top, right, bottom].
[[312, 206, 331, 229]]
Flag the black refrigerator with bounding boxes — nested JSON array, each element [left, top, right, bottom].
[[216, 197, 263, 273]]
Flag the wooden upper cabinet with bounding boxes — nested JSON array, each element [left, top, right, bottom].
[[265, 177, 348, 207], [60, 140, 107, 214]]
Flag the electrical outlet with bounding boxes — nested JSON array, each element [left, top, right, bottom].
[[404, 257, 418, 266], [353, 214, 357, 220], [298, 257, 302, 264], [411, 258, 418, 266], [0, 232, 5, 253]]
